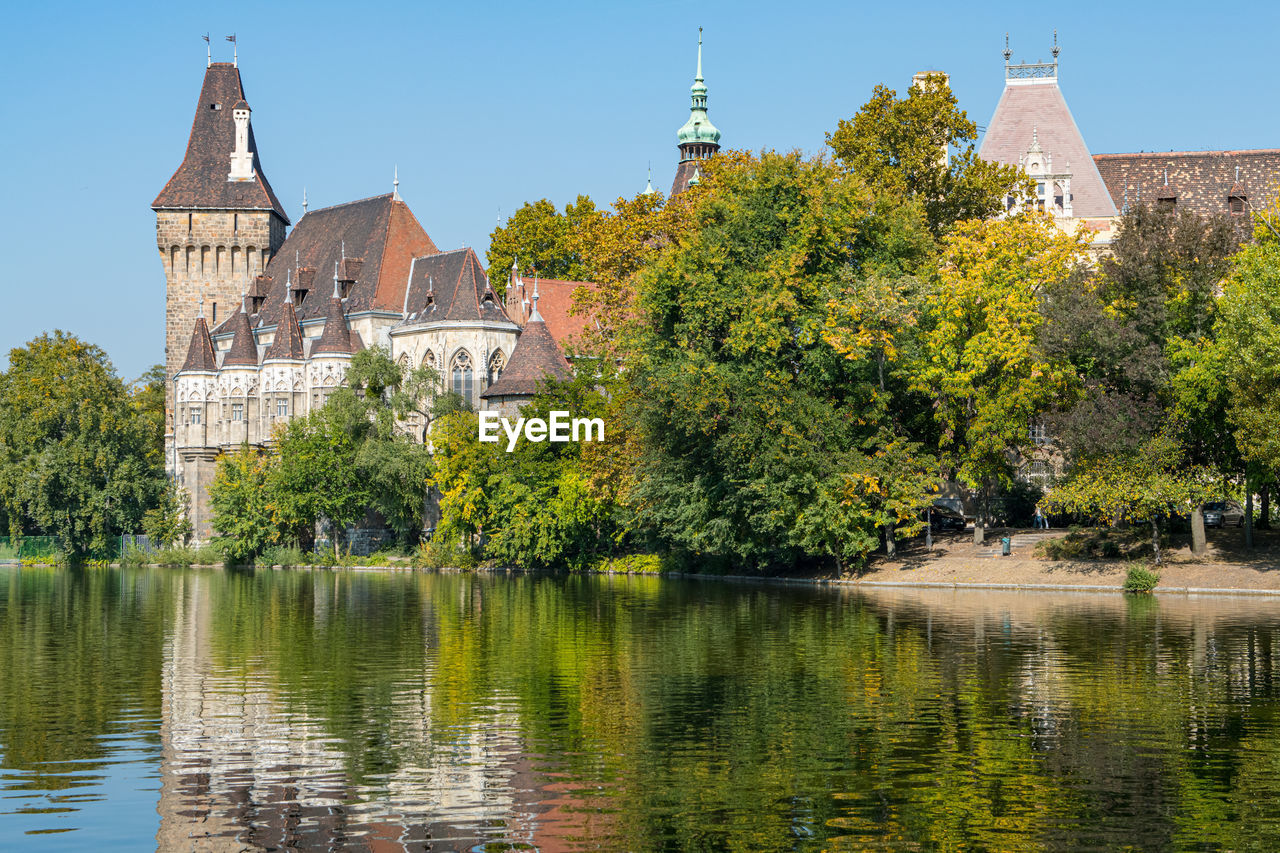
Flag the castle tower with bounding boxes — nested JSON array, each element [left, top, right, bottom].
[[978, 35, 1115, 230], [153, 62, 289, 464], [671, 29, 721, 196]]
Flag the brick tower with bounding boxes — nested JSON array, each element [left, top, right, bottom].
[[153, 61, 289, 466]]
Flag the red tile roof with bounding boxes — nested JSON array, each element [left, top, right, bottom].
[[503, 276, 598, 349], [152, 64, 289, 221], [248, 194, 439, 332], [978, 78, 1116, 219]]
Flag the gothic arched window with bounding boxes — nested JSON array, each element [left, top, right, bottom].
[[488, 350, 506, 386], [451, 350, 473, 402]]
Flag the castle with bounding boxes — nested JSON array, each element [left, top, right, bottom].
[[157, 35, 722, 541], [157, 33, 1279, 539]]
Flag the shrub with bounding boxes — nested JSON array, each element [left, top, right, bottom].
[[119, 544, 150, 567], [414, 539, 479, 570], [256, 544, 308, 568], [1124, 564, 1160, 593], [584, 554, 668, 574]]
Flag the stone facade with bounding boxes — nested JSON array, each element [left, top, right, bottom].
[[158, 210, 286, 438]]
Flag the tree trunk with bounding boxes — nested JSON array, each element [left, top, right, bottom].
[[1151, 518, 1162, 566], [974, 521, 985, 546], [1247, 479, 1255, 550], [884, 525, 896, 558], [1260, 484, 1271, 530], [1191, 506, 1206, 557]]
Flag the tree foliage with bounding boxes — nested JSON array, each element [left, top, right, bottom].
[[485, 196, 599, 297], [0, 332, 163, 555], [827, 74, 1031, 236]]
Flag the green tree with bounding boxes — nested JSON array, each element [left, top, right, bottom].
[[268, 400, 371, 557], [827, 73, 1030, 236], [0, 332, 162, 556], [619, 150, 936, 570], [1215, 238, 1280, 474], [141, 479, 191, 548], [1045, 435, 1214, 564], [208, 444, 276, 563], [486, 196, 600, 296], [915, 214, 1085, 532]]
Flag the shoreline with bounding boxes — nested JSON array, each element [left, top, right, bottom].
[[9, 556, 1280, 597]]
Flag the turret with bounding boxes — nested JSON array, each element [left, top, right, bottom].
[[671, 28, 721, 196]]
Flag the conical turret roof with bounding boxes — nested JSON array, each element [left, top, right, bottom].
[[221, 300, 259, 367], [480, 313, 573, 399], [263, 298, 304, 360], [179, 315, 218, 372], [312, 278, 356, 356]]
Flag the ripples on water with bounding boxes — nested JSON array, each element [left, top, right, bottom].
[[4, 568, 1280, 850]]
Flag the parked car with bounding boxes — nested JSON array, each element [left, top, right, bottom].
[[1203, 501, 1245, 528], [925, 504, 967, 532]]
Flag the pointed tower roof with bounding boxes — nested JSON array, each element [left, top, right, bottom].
[[977, 40, 1116, 219], [312, 269, 358, 356], [221, 297, 260, 367], [152, 63, 289, 221], [480, 313, 574, 399], [263, 294, 305, 360], [179, 313, 218, 372], [677, 29, 720, 147]]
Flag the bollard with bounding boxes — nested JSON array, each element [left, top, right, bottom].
[[1001, 536, 1011, 557]]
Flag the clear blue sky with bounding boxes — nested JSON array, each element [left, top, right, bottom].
[[4, 0, 1278, 380]]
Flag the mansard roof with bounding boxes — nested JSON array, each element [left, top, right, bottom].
[[253, 194, 438, 329], [400, 248, 514, 325], [312, 294, 357, 356], [1093, 149, 1280, 217], [978, 68, 1116, 219], [262, 299, 304, 360], [221, 304, 259, 367], [179, 316, 218, 372], [480, 316, 573, 399], [152, 63, 289, 221]]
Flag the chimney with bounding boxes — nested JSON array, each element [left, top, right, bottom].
[[228, 100, 255, 181]]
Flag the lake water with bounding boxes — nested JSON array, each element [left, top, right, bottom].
[[2, 567, 1280, 851]]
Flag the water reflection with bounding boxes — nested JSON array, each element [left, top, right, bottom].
[[5, 569, 1280, 850]]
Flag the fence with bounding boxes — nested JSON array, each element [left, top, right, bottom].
[[0, 535, 153, 564]]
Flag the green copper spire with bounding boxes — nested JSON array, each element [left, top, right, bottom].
[[677, 27, 721, 150]]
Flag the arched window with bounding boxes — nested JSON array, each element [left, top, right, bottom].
[[423, 350, 437, 370], [488, 350, 506, 385], [451, 350, 473, 402]]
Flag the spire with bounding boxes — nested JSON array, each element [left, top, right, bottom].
[[285, 269, 293, 303], [393, 165, 401, 201], [530, 274, 542, 322], [673, 28, 720, 195], [302, 187, 308, 214], [198, 288, 205, 319], [333, 260, 341, 298], [696, 27, 704, 83], [644, 164, 658, 196]]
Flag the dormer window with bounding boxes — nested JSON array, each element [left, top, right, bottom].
[[1229, 195, 1247, 214], [1158, 197, 1176, 210], [210, 103, 222, 110]]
